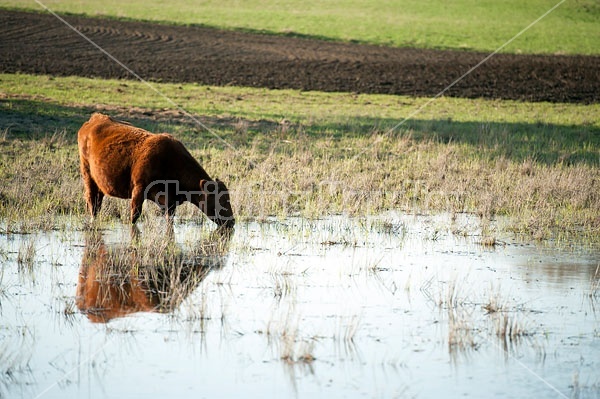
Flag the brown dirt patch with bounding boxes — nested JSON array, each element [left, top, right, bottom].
[[1, 10, 598, 103]]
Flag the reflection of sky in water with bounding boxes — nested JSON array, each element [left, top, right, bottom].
[[1, 214, 598, 398]]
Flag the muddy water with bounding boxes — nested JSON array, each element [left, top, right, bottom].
[[1, 213, 599, 398]]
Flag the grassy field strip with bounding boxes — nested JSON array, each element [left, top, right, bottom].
[[2, 73, 599, 130], [1, 73, 599, 240], [1, 1, 598, 55]]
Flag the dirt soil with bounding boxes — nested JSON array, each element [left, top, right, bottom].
[[1, 10, 598, 103]]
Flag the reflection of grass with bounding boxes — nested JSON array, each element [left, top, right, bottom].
[[16, 238, 36, 270], [1, 73, 599, 240], [448, 308, 479, 357], [588, 265, 600, 310], [483, 286, 534, 346], [261, 302, 317, 367], [270, 268, 297, 301], [281, 333, 317, 366], [0, 326, 34, 397], [570, 372, 600, 399], [62, 298, 77, 317], [0, 263, 9, 299], [76, 225, 230, 322], [429, 276, 480, 356], [434, 278, 537, 355], [493, 312, 532, 342]]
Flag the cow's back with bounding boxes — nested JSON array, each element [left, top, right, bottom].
[[78, 113, 147, 159], [78, 113, 150, 198]]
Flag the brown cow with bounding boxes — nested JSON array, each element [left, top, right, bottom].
[[77, 113, 234, 228]]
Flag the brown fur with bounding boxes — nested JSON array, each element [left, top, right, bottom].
[[76, 230, 215, 323], [77, 113, 234, 227], [76, 238, 159, 323]]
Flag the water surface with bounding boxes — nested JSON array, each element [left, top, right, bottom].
[[1, 213, 599, 398]]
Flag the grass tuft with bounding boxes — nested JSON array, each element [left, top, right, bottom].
[[16, 239, 36, 270]]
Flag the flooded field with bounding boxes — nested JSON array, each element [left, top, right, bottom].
[[1, 213, 599, 398]]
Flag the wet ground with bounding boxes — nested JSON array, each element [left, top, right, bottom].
[[1, 214, 599, 398], [1, 9, 599, 103]]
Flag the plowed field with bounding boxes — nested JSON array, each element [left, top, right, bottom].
[[1, 10, 598, 103]]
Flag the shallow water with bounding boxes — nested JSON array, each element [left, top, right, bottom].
[[1, 213, 599, 398]]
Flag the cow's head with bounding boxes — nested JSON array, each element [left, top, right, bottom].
[[200, 179, 235, 229]]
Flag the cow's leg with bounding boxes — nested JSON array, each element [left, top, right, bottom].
[[90, 188, 104, 218], [130, 185, 145, 224], [80, 162, 104, 221]]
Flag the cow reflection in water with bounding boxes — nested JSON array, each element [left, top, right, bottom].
[[77, 228, 231, 323]]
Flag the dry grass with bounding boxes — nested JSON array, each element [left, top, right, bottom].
[[483, 286, 534, 346], [280, 333, 317, 366], [0, 130, 82, 232], [262, 316, 316, 366], [16, 238, 36, 270], [447, 308, 479, 358], [493, 312, 531, 341], [0, 106, 598, 241], [205, 129, 599, 240], [433, 279, 538, 355]]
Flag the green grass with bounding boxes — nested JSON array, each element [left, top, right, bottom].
[[2, 0, 599, 55], [1, 73, 599, 240], [2, 73, 598, 132]]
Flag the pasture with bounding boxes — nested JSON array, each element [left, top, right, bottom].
[[1, 73, 599, 239], [0, 2, 599, 398]]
